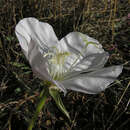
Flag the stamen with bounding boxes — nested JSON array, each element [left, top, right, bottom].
[[43, 47, 71, 80]]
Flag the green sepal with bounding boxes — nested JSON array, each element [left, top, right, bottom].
[[49, 87, 71, 122], [28, 87, 49, 130]]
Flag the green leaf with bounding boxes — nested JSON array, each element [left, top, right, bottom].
[[23, 71, 32, 75], [10, 62, 26, 68], [6, 36, 15, 41], [49, 87, 71, 122], [15, 88, 21, 94]]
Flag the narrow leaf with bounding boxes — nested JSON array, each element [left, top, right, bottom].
[[49, 87, 71, 121]]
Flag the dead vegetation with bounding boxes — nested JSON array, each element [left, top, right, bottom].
[[0, 0, 130, 129]]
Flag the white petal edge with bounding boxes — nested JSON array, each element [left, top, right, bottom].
[[71, 52, 109, 72], [61, 65, 123, 94], [63, 52, 109, 80], [57, 32, 105, 73], [15, 17, 59, 56], [59, 32, 104, 57]]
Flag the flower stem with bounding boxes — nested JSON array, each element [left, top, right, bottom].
[[28, 88, 49, 130]]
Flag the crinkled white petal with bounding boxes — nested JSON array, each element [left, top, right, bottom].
[[55, 40, 81, 72], [15, 17, 59, 58], [27, 39, 52, 81], [61, 65, 123, 94], [72, 52, 109, 72], [57, 32, 105, 73], [15, 25, 30, 58], [63, 52, 109, 80], [15, 17, 60, 81], [60, 32, 104, 57]]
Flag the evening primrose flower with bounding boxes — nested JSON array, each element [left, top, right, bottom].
[[15, 17, 123, 95]]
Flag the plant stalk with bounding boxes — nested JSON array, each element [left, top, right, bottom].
[[28, 88, 49, 130]]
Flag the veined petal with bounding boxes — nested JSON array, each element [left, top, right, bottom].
[[15, 24, 30, 58], [28, 39, 52, 81], [58, 32, 105, 73], [60, 32, 104, 57], [56, 39, 81, 72], [15, 17, 59, 56], [15, 18, 59, 81], [61, 65, 123, 94], [73, 52, 109, 72], [63, 52, 109, 80]]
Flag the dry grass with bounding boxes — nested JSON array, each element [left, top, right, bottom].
[[0, 0, 130, 130]]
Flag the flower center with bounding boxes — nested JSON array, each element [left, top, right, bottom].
[[50, 52, 70, 65], [43, 47, 70, 80]]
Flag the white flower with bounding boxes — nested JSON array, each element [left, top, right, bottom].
[[15, 17, 123, 95]]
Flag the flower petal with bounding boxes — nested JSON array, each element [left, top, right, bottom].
[[58, 32, 105, 73], [63, 52, 109, 80], [15, 17, 58, 57], [61, 65, 123, 94], [28, 39, 52, 81], [73, 52, 109, 72], [59, 32, 104, 57], [15, 24, 30, 58]]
